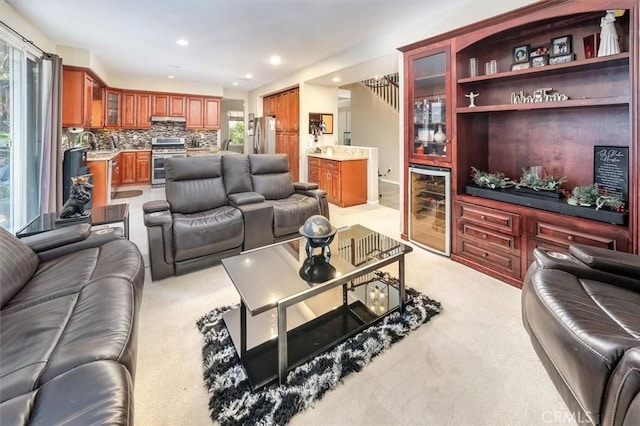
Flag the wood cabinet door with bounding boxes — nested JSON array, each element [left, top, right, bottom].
[[137, 93, 151, 128], [170, 95, 185, 116], [135, 152, 151, 183], [289, 88, 299, 132], [62, 68, 84, 127], [204, 98, 220, 129], [104, 89, 121, 128], [288, 132, 299, 181], [120, 152, 136, 184], [151, 94, 169, 115], [186, 97, 204, 128], [328, 171, 341, 205], [83, 74, 94, 127], [275, 93, 284, 132], [121, 92, 137, 128], [112, 154, 121, 187]]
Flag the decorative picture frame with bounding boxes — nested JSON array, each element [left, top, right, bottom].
[[530, 45, 550, 58], [550, 35, 572, 56], [247, 113, 255, 136], [513, 44, 530, 63], [531, 55, 548, 68], [549, 53, 575, 65], [511, 62, 531, 71], [583, 33, 600, 59]]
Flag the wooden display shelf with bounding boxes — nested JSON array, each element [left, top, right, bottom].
[[457, 53, 629, 85], [457, 96, 629, 113]]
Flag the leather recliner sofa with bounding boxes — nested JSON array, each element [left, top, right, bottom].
[[143, 153, 329, 281], [0, 223, 145, 425], [522, 245, 640, 426]]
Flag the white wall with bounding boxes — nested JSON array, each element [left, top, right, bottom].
[[1, 0, 55, 52], [347, 83, 400, 184]]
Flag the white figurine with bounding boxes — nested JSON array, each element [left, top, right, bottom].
[[465, 92, 479, 107], [598, 10, 620, 57]]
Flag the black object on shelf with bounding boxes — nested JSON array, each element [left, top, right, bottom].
[[62, 147, 92, 209], [466, 185, 627, 225]]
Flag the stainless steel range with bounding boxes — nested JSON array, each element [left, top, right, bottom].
[[151, 137, 187, 186]]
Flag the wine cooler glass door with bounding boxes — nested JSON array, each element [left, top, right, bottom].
[[408, 166, 451, 256]]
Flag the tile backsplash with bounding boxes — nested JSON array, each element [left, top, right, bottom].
[[62, 122, 219, 151]]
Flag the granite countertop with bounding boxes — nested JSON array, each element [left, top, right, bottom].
[[86, 148, 151, 162], [307, 152, 368, 161]]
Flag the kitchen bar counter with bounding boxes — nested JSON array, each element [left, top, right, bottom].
[[86, 148, 150, 162], [307, 152, 368, 161]]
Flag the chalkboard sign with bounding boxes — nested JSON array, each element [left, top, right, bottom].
[[594, 146, 628, 200]]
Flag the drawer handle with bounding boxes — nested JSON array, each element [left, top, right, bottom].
[[567, 235, 574, 241], [482, 234, 487, 239], [482, 252, 489, 257], [480, 215, 486, 220]]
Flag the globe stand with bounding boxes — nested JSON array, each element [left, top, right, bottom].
[[304, 235, 335, 262]]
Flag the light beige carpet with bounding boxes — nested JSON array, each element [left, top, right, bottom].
[[126, 188, 574, 425]]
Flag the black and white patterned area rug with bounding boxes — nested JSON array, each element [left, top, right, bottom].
[[196, 289, 442, 426]]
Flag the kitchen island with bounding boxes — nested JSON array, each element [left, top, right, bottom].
[[307, 149, 368, 207], [86, 148, 150, 206]]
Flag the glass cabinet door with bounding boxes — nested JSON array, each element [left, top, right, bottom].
[[411, 50, 449, 162]]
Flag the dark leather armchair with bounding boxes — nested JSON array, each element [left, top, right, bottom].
[[522, 245, 640, 426], [143, 156, 244, 280]]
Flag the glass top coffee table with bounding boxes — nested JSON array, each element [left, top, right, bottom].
[[221, 224, 413, 389]]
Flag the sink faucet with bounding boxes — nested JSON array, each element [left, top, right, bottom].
[[81, 132, 98, 151]]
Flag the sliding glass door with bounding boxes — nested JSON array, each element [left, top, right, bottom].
[[0, 31, 42, 232]]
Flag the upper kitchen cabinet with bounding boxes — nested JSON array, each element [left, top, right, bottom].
[[186, 96, 221, 129], [404, 43, 452, 166], [151, 94, 186, 117], [62, 66, 104, 128], [104, 89, 121, 128], [121, 91, 151, 129]]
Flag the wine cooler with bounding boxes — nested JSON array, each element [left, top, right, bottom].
[[408, 165, 451, 256]]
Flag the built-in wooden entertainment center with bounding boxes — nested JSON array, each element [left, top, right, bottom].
[[401, 0, 638, 288]]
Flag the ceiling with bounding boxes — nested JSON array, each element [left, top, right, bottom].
[[7, 0, 538, 92]]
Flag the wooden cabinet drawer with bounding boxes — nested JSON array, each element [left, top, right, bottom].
[[457, 202, 520, 236], [461, 223, 518, 253], [321, 159, 340, 172], [457, 237, 521, 279], [308, 165, 320, 183], [308, 157, 321, 167], [532, 221, 617, 250]]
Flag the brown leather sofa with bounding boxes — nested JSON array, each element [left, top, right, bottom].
[[0, 223, 145, 425], [143, 154, 329, 281], [522, 245, 640, 426]]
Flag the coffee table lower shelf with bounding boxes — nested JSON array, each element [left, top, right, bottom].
[[223, 300, 383, 390]]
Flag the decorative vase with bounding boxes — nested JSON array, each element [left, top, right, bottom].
[[433, 126, 446, 143]]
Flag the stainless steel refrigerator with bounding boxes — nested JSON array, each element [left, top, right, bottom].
[[252, 116, 276, 154]]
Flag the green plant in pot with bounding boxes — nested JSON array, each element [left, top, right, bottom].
[[566, 183, 626, 212], [516, 167, 566, 192], [470, 166, 515, 189]]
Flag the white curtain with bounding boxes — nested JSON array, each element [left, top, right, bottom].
[[40, 54, 63, 213]]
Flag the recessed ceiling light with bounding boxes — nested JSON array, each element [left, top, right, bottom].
[[176, 39, 189, 46], [269, 55, 282, 66], [168, 75, 175, 79], [332, 76, 341, 82], [232, 82, 238, 86], [169, 64, 181, 69], [244, 73, 253, 79]]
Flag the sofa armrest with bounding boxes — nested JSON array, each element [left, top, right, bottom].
[[35, 227, 125, 262], [570, 245, 640, 280], [143, 200, 170, 214], [228, 192, 266, 206], [143, 208, 175, 280], [296, 188, 330, 220], [21, 223, 92, 253], [236, 203, 274, 251], [603, 347, 640, 425], [293, 182, 318, 191]]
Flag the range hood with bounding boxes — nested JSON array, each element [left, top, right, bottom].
[[150, 115, 186, 123]]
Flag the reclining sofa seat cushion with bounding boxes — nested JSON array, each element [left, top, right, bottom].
[[248, 154, 321, 237], [165, 156, 244, 262]]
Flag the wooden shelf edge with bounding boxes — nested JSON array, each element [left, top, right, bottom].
[[457, 96, 629, 113], [456, 52, 630, 84]]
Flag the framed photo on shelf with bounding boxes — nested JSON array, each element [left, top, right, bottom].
[[583, 33, 600, 59], [549, 53, 575, 65], [513, 44, 530, 63], [531, 55, 548, 68], [530, 45, 549, 58], [511, 62, 531, 71], [550, 35, 572, 56]]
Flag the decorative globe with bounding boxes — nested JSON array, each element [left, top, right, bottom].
[[299, 215, 336, 261]]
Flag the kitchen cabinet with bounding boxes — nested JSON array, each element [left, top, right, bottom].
[[105, 89, 121, 128], [87, 159, 109, 207], [120, 152, 137, 184], [264, 87, 299, 179], [152, 94, 186, 117], [401, 0, 639, 287], [135, 151, 151, 183], [308, 156, 367, 207], [62, 67, 104, 128], [121, 91, 151, 129], [186, 96, 221, 129], [119, 151, 151, 184]]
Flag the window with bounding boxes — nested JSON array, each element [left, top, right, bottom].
[[228, 110, 244, 144], [0, 28, 42, 232]]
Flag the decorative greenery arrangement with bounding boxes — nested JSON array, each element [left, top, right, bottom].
[[565, 183, 626, 212], [516, 167, 566, 192], [470, 167, 515, 189]]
